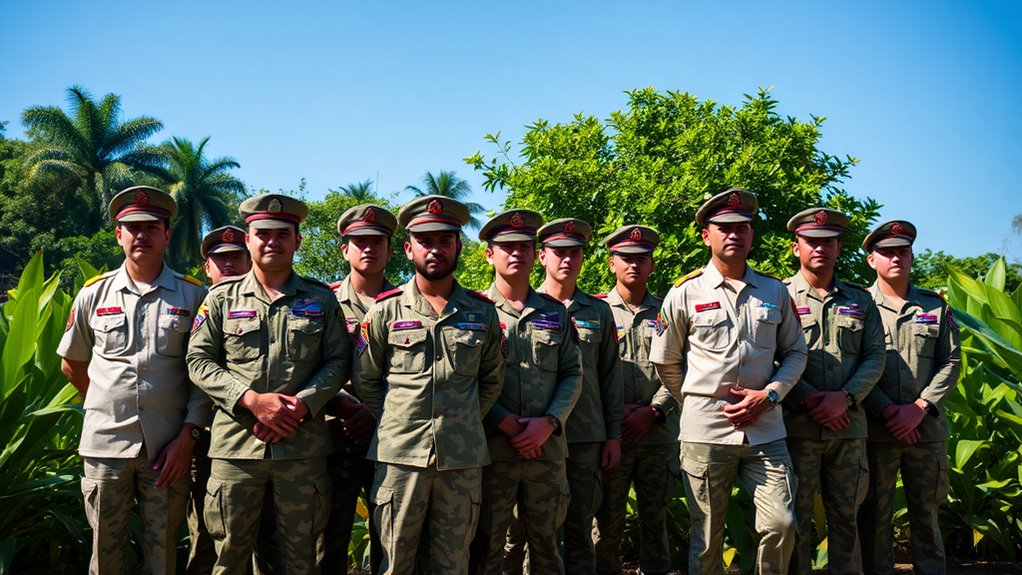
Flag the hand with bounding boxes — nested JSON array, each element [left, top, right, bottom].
[[601, 439, 621, 471], [803, 391, 825, 410], [252, 422, 285, 443], [622, 404, 657, 443], [808, 391, 850, 427], [510, 417, 556, 458], [821, 413, 851, 431], [722, 385, 771, 429], [239, 391, 303, 437], [498, 414, 527, 437], [884, 403, 926, 439], [342, 403, 376, 446], [899, 428, 922, 445], [153, 427, 196, 489]]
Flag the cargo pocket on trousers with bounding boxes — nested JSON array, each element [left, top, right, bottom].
[[681, 457, 709, 501], [80, 476, 99, 528], [372, 486, 394, 558], [204, 479, 226, 540], [855, 456, 870, 506], [934, 458, 950, 505], [312, 475, 332, 536], [556, 475, 572, 527]]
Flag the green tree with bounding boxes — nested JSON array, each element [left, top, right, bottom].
[[159, 136, 246, 271], [335, 179, 377, 202], [913, 249, 1022, 293], [21, 86, 166, 232], [467, 87, 881, 297], [405, 170, 485, 230]]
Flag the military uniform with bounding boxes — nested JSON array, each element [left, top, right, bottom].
[[58, 186, 209, 575], [593, 225, 680, 575], [531, 217, 623, 575], [650, 189, 807, 575], [320, 204, 398, 575], [781, 208, 886, 575], [354, 195, 506, 575], [856, 221, 961, 575], [469, 210, 583, 575], [186, 194, 349, 575]]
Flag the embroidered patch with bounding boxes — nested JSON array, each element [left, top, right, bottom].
[[345, 317, 359, 333], [228, 310, 257, 319], [616, 324, 625, 342], [531, 320, 560, 331], [915, 313, 939, 324], [356, 321, 370, 355], [455, 322, 487, 331], [653, 313, 668, 336], [759, 302, 778, 309], [837, 307, 864, 317], [65, 305, 75, 331], [165, 306, 192, 317], [392, 320, 423, 331], [574, 319, 600, 330], [796, 306, 812, 315], [191, 304, 208, 332], [96, 306, 123, 316], [292, 299, 324, 317], [694, 302, 721, 313]]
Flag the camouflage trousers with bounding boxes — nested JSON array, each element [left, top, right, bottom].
[[187, 437, 283, 575], [81, 448, 190, 575], [594, 442, 680, 575], [858, 441, 949, 575], [319, 450, 380, 575], [205, 457, 331, 575], [501, 508, 529, 575], [372, 461, 482, 575], [681, 439, 796, 575], [471, 458, 570, 575], [786, 437, 868, 575]]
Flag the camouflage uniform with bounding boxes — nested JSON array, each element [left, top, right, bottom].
[[471, 281, 582, 575], [354, 279, 505, 575], [857, 285, 960, 575], [187, 263, 349, 574], [783, 271, 886, 575], [593, 287, 679, 575]]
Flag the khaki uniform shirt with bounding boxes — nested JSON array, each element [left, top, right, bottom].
[[483, 284, 582, 461], [353, 280, 506, 470], [537, 286, 623, 445], [186, 270, 349, 460], [863, 285, 961, 443], [782, 273, 886, 440], [650, 263, 808, 445], [600, 287, 679, 445], [57, 263, 209, 462]]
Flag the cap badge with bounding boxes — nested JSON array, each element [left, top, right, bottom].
[[726, 193, 740, 208], [134, 191, 149, 206], [427, 199, 443, 215], [815, 210, 828, 225], [630, 227, 642, 241], [510, 212, 524, 228], [891, 223, 905, 236], [363, 207, 376, 224], [222, 228, 235, 242], [563, 221, 577, 233], [268, 199, 282, 213]]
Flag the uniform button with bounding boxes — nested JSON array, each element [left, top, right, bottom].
[[436, 355, 442, 361]]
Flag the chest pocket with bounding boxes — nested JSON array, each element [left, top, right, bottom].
[[835, 315, 863, 354], [636, 322, 657, 362], [751, 307, 781, 348], [92, 314, 128, 355], [388, 329, 427, 374], [225, 318, 262, 361], [288, 318, 324, 363], [691, 309, 730, 351], [913, 322, 939, 358], [445, 328, 485, 376], [532, 330, 561, 372], [157, 315, 191, 357]]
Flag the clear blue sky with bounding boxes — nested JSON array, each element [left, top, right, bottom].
[[2, 0, 1020, 259]]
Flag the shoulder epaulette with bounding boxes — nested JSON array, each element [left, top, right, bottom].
[[209, 275, 244, 292], [593, 293, 608, 299], [375, 287, 402, 302], [83, 269, 117, 288], [468, 290, 494, 304], [781, 277, 792, 285], [673, 269, 703, 287], [300, 275, 333, 290], [918, 287, 947, 301], [175, 273, 204, 287], [329, 280, 342, 291]]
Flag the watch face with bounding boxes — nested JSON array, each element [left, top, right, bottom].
[[767, 390, 780, 404], [190, 427, 201, 439]]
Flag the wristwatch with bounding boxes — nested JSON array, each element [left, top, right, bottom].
[[766, 389, 780, 406], [649, 405, 666, 422], [845, 391, 857, 410], [189, 427, 201, 440], [547, 415, 561, 431]]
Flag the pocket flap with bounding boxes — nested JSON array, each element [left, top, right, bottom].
[[692, 309, 727, 328], [227, 318, 261, 337], [92, 314, 126, 332], [388, 329, 427, 348]]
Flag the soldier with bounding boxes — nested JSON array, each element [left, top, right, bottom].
[[856, 221, 961, 575], [321, 204, 397, 575], [593, 225, 679, 575], [650, 188, 807, 575], [354, 195, 505, 575], [58, 185, 208, 575], [534, 217, 623, 575], [186, 193, 349, 575], [782, 209, 886, 575], [469, 210, 582, 575]]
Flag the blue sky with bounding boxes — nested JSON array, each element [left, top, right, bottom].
[[2, 1, 1020, 259]]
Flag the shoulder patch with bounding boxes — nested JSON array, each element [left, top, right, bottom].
[[468, 290, 494, 304], [375, 287, 402, 302], [673, 269, 703, 287], [83, 270, 116, 288]]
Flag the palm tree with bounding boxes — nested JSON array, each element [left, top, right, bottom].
[[336, 179, 377, 202], [160, 136, 245, 270], [21, 85, 166, 232], [404, 171, 484, 230]]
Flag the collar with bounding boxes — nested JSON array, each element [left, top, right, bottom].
[[703, 262, 759, 290], [112, 261, 178, 294], [606, 285, 658, 312]]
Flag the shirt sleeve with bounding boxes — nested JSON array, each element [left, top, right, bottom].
[[650, 286, 687, 405], [476, 307, 507, 419], [918, 301, 962, 411], [353, 305, 387, 419], [841, 297, 886, 405], [599, 305, 624, 440], [186, 292, 252, 414], [57, 288, 94, 362], [769, 290, 808, 398]]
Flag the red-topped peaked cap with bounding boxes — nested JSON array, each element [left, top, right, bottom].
[[239, 193, 309, 229], [108, 186, 177, 224], [537, 218, 592, 248], [398, 195, 470, 233], [201, 225, 248, 259], [694, 188, 759, 226], [478, 209, 544, 243], [336, 204, 397, 237], [862, 220, 917, 253], [786, 207, 849, 239], [603, 224, 660, 254]]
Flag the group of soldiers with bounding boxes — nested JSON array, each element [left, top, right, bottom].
[[58, 184, 959, 575]]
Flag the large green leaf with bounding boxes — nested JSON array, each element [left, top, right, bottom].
[[955, 439, 986, 468], [986, 256, 1007, 292]]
